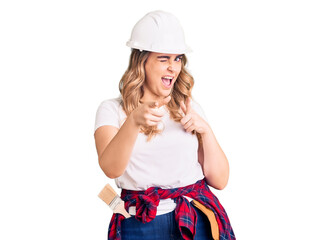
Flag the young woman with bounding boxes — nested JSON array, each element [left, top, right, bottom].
[[94, 10, 235, 240]]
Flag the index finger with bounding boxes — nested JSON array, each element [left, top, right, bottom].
[[186, 97, 192, 113], [150, 107, 164, 117]]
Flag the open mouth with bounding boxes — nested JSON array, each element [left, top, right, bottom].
[[161, 76, 174, 87]]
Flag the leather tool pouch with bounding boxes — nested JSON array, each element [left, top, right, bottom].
[[191, 200, 219, 240]]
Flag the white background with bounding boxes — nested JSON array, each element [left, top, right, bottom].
[[1, 0, 330, 239]]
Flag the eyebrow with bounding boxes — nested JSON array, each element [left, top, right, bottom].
[[157, 54, 184, 59]]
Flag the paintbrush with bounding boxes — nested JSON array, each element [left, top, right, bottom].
[[98, 184, 131, 218]]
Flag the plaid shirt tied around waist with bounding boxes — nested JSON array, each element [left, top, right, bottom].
[[108, 178, 235, 240]]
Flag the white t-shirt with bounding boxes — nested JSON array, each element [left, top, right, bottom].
[[94, 96, 208, 215]]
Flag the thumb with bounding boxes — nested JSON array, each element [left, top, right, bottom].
[[185, 97, 192, 113], [180, 100, 187, 116], [148, 101, 159, 108], [159, 95, 171, 107]]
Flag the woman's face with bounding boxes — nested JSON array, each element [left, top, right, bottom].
[[142, 52, 183, 102]]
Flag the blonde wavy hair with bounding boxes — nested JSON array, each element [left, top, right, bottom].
[[118, 49, 202, 145]]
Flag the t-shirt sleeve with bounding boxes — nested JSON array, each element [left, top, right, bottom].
[[191, 99, 208, 122], [94, 99, 121, 132]]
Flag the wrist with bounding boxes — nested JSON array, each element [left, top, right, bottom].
[[128, 111, 141, 129], [201, 124, 212, 137]]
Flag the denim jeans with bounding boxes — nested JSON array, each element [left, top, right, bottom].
[[120, 204, 213, 240]]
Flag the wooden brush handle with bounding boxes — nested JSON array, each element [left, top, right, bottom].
[[98, 184, 131, 218], [114, 201, 131, 218]]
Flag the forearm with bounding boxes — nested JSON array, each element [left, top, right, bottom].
[[200, 126, 229, 190], [99, 114, 140, 178]]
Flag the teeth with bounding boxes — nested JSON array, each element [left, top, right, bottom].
[[163, 76, 173, 80]]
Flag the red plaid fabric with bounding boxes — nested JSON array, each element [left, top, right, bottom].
[[108, 178, 235, 240]]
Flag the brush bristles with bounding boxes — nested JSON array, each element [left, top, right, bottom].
[[98, 184, 117, 205]]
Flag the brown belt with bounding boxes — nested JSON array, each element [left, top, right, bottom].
[[191, 200, 219, 240]]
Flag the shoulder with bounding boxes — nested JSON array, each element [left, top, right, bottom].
[[98, 96, 122, 109], [95, 95, 123, 120], [94, 96, 123, 132], [190, 98, 203, 108], [190, 98, 208, 122], [190, 98, 205, 113], [96, 96, 123, 115]]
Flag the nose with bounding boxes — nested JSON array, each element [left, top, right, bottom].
[[167, 62, 176, 72]]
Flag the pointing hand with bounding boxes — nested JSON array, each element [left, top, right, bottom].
[[132, 95, 171, 128], [180, 97, 209, 134]]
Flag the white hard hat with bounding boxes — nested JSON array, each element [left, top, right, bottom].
[[126, 10, 192, 54]]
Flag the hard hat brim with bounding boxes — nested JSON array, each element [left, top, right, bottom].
[[126, 41, 192, 54]]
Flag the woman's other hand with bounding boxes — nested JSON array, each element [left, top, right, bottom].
[[180, 97, 210, 134]]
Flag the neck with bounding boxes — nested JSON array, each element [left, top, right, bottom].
[[140, 94, 169, 104]]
